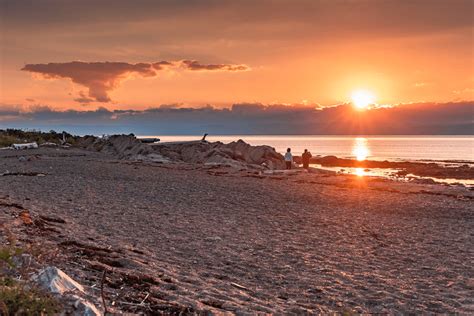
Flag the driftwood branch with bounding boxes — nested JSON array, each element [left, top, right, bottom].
[[101, 270, 108, 315]]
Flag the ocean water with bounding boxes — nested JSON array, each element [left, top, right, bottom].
[[141, 135, 474, 163]]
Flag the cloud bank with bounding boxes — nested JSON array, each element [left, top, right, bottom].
[[1, 102, 472, 136], [21, 60, 250, 103]]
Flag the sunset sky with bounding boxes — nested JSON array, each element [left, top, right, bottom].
[[0, 0, 473, 134]]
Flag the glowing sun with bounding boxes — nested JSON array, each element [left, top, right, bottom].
[[351, 89, 376, 109]]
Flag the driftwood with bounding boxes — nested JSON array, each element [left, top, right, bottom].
[[101, 270, 109, 315]]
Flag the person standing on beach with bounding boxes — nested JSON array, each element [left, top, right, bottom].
[[284, 148, 293, 170], [302, 149, 312, 169]]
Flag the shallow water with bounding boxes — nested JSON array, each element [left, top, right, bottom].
[[139, 135, 474, 185], [313, 165, 474, 187], [141, 135, 474, 163]]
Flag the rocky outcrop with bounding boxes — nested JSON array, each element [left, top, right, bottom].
[[152, 139, 285, 169], [78, 135, 151, 159], [79, 135, 285, 169]]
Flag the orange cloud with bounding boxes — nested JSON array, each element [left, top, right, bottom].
[[22, 60, 249, 103]]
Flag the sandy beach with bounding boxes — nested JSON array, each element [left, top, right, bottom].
[[1, 146, 473, 314]]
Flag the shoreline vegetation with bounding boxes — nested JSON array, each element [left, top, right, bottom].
[[0, 129, 473, 313]]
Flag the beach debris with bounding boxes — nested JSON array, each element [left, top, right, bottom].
[[230, 282, 251, 292], [39, 214, 67, 224], [40, 142, 59, 147], [12, 142, 38, 150], [204, 236, 222, 242], [139, 137, 160, 144], [19, 210, 33, 225], [1, 171, 46, 176], [0, 200, 26, 209]]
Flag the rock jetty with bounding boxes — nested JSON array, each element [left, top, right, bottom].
[[78, 135, 285, 170]]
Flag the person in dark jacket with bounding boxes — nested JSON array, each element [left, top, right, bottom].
[[302, 149, 312, 169], [284, 148, 293, 170]]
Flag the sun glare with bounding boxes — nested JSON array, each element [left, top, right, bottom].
[[351, 89, 376, 109]]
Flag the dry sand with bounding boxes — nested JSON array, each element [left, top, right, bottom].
[[1, 147, 473, 314]]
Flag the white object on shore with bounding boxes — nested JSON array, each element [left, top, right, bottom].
[[13, 142, 38, 150]]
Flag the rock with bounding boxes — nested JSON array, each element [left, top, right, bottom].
[[414, 178, 438, 185], [317, 155, 339, 165], [32, 267, 103, 315], [205, 236, 222, 242], [33, 266, 84, 295], [18, 156, 27, 162], [204, 155, 249, 170], [132, 153, 171, 163], [11, 253, 35, 269], [73, 296, 102, 316]]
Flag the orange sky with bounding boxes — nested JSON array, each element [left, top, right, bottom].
[[1, 0, 473, 110]]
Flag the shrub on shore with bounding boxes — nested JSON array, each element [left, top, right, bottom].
[[0, 230, 61, 316], [0, 129, 78, 147], [0, 276, 60, 315]]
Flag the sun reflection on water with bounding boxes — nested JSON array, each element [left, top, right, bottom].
[[352, 137, 370, 161], [355, 168, 366, 177]]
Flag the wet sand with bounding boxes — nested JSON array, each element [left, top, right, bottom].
[[1, 147, 473, 314]]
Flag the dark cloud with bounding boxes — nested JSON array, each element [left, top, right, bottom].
[[181, 60, 250, 72], [73, 91, 95, 105], [152, 61, 174, 70], [2, 102, 472, 135], [22, 61, 157, 102], [21, 60, 249, 103], [3, 0, 472, 39]]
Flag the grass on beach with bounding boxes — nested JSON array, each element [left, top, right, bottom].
[[0, 276, 60, 316]]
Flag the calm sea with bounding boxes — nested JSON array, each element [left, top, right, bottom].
[[140, 135, 474, 163]]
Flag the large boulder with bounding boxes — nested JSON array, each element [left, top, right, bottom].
[[100, 135, 152, 158], [33, 266, 84, 295], [224, 140, 285, 169], [32, 266, 102, 316]]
